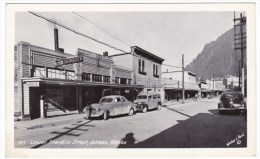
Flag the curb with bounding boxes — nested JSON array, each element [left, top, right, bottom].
[[14, 115, 87, 130]]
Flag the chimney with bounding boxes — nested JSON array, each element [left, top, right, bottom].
[[103, 51, 108, 56], [54, 28, 59, 51]]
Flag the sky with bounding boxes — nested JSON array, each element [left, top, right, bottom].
[[15, 11, 235, 72]]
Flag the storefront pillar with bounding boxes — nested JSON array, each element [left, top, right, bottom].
[[77, 86, 83, 113]]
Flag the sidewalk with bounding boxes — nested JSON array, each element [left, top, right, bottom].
[[163, 97, 216, 107], [14, 113, 87, 130]]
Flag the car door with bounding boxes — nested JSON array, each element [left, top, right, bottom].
[[147, 95, 153, 109], [113, 97, 123, 115], [121, 97, 129, 113]]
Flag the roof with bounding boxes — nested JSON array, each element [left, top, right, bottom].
[[131, 46, 164, 64]]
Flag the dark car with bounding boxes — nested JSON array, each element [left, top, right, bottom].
[[218, 92, 246, 114]]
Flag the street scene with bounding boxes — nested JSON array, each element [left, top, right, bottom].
[[15, 98, 246, 148], [13, 10, 248, 149]]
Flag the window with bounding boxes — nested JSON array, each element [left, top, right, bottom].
[[82, 73, 91, 81], [127, 79, 132, 85], [115, 97, 121, 103], [138, 59, 146, 75], [153, 64, 159, 78], [115, 77, 120, 84], [103, 76, 110, 83], [120, 78, 127, 84], [34, 67, 46, 78], [47, 68, 66, 79], [92, 74, 102, 82], [66, 71, 76, 80], [121, 97, 126, 102]]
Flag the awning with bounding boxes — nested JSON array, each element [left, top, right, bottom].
[[21, 77, 136, 88]]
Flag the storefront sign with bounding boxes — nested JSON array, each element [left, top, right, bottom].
[[62, 56, 83, 65]]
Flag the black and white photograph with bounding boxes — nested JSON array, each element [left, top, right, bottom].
[[3, 2, 258, 158]]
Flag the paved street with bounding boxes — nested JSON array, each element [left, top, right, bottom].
[[14, 98, 247, 148]]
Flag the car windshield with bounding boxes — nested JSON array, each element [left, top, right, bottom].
[[100, 97, 113, 103], [137, 95, 148, 99], [220, 92, 243, 103]]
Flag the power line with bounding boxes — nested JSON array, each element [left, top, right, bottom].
[[29, 11, 183, 71], [72, 12, 132, 47], [28, 11, 129, 54]]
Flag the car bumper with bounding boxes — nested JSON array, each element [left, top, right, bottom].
[[218, 107, 245, 111], [85, 109, 103, 117]]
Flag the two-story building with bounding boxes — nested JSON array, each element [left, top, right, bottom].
[[111, 46, 165, 94], [14, 41, 134, 120]]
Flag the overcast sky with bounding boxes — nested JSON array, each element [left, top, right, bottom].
[[15, 12, 235, 72]]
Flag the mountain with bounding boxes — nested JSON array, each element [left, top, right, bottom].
[[186, 28, 243, 80]]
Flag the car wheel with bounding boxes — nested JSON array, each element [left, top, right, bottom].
[[128, 108, 134, 116], [157, 103, 162, 110], [103, 111, 109, 120], [142, 106, 147, 113]]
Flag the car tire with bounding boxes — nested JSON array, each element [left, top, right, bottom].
[[128, 108, 134, 116], [103, 111, 109, 120], [142, 106, 148, 113], [157, 103, 162, 110]]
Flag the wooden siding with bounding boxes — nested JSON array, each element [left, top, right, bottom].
[[23, 85, 30, 115], [33, 52, 74, 71], [115, 68, 132, 79]]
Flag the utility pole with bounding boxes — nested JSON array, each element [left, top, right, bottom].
[[182, 54, 185, 103], [213, 73, 214, 96], [234, 12, 246, 94]]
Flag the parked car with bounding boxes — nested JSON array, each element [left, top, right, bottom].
[[134, 93, 162, 113], [83, 95, 136, 120], [218, 91, 246, 114]]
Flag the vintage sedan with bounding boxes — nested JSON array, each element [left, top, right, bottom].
[[218, 91, 246, 114], [83, 95, 136, 120]]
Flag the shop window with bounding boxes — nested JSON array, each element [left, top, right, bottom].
[[153, 64, 159, 78], [82, 73, 91, 81], [103, 76, 110, 83], [115, 77, 120, 84], [67, 71, 76, 80], [120, 78, 127, 84], [92, 74, 102, 82], [138, 59, 146, 75], [34, 67, 46, 78]]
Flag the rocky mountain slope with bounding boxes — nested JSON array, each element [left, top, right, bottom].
[[186, 28, 243, 80]]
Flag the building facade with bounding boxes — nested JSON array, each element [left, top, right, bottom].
[[112, 46, 165, 94], [162, 71, 200, 101], [14, 41, 134, 120]]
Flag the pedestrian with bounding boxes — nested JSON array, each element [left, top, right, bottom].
[[195, 94, 198, 100], [177, 93, 180, 102]]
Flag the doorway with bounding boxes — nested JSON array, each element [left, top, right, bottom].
[[29, 87, 41, 120]]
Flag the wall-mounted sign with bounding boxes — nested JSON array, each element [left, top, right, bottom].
[[56, 56, 83, 66], [62, 56, 83, 65]]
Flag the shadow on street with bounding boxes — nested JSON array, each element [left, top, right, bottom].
[[118, 110, 247, 148], [32, 120, 93, 148]]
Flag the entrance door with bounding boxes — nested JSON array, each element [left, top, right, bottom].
[[29, 87, 41, 120]]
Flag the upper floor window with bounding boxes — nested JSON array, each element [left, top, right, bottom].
[[120, 78, 127, 85], [48, 68, 66, 79], [82, 73, 91, 81], [33, 67, 46, 78], [138, 59, 146, 75], [92, 74, 102, 82], [127, 79, 132, 85], [153, 64, 159, 78], [115, 77, 120, 84], [103, 76, 110, 83], [67, 71, 76, 80]]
